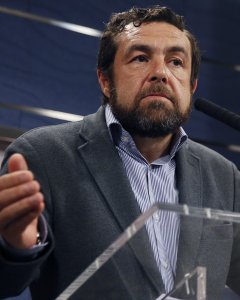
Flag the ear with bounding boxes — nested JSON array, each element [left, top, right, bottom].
[[192, 79, 198, 94], [97, 69, 110, 98]]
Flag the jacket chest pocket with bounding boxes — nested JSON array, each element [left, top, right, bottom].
[[196, 222, 233, 293], [198, 222, 233, 262], [201, 222, 233, 241]]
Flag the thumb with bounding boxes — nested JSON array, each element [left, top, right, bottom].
[[8, 153, 29, 173]]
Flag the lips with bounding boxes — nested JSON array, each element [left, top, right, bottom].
[[137, 83, 174, 104], [147, 93, 167, 97], [142, 93, 170, 101]]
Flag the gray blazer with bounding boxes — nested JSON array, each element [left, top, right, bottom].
[[0, 106, 240, 300]]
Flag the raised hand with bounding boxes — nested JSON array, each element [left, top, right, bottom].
[[0, 153, 44, 249]]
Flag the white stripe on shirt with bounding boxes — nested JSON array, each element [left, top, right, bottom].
[[105, 104, 187, 293]]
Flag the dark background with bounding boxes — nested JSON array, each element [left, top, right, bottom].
[[0, 0, 239, 166]]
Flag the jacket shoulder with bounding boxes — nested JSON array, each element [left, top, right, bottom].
[[186, 139, 236, 169]]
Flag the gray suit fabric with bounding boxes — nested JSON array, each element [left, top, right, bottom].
[[0, 106, 240, 300]]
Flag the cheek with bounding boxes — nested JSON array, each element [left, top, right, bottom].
[[118, 64, 149, 83], [180, 88, 192, 111], [115, 70, 144, 96], [171, 79, 192, 108], [169, 67, 191, 82], [170, 71, 191, 95]]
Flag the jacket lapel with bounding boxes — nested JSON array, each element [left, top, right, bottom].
[[174, 141, 203, 287], [76, 107, 164, 293]]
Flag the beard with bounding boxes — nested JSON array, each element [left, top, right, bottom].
[[109, 81, 192, 138]]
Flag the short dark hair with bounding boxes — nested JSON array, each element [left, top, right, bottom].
[[97, 6, 201, 104]]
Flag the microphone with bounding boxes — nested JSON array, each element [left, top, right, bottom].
[[194, 98, 240, 132]]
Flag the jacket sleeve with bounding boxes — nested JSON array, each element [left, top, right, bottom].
[[0, 134, 54, 298], [226, 163, 240, 295]]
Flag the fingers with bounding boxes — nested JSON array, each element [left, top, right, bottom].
[[0, 195, 44, 249], [6, 212, 41, 234], [0, 153, 46, 248], [0, 153, 39, 208], [0, 180, 40, 209], [0, 192, 44, 231], [8, 153, 29, 173], [0, 171, 34, 191]]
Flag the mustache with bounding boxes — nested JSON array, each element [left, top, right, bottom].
[[136, 83, 175, 104]]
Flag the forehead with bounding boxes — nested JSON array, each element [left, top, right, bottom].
[[115, 22, 191, 55]]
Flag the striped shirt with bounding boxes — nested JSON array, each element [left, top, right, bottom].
[[105, 104, 187, 293]]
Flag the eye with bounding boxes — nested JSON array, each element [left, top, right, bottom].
[[170, 58, 183, 67], [132, 55, 149, 63]]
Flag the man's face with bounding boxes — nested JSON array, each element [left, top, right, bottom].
[[99, 22, 197, 137]]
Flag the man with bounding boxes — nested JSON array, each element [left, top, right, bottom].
[[0, 6, 240, 300]]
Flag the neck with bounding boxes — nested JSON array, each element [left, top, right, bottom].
[[132, 133, 174, 164]]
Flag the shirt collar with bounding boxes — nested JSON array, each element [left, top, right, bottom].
[[105, 104, 188, 163]]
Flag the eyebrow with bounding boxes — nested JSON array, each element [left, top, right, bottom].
[[124, 44, 153, 58], [124, 44, 189, 59], [167, 46, 189, 58]]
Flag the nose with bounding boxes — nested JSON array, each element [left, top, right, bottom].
[[149, 59, 168, 83]]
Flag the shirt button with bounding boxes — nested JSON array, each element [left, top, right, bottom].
[[162, 261, 168, 269], [153, 212, 160, 221]]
